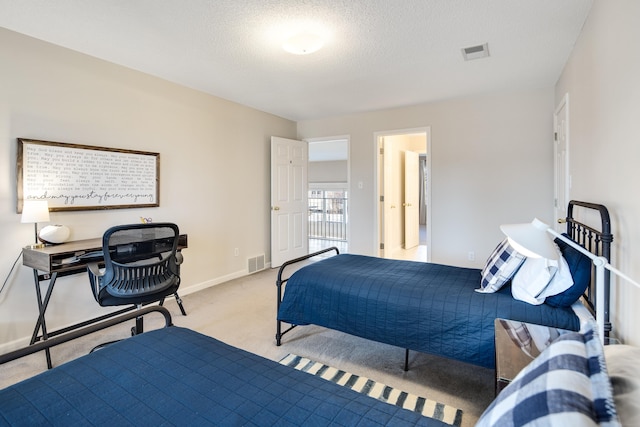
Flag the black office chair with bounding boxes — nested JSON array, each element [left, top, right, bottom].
[[87, 222, 185, 336]]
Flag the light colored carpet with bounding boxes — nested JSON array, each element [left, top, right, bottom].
[[0, 266, 494, 426]]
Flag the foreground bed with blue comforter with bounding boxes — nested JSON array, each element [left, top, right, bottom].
[[277, 254, 581, 369], [0, 326, 446, 426]]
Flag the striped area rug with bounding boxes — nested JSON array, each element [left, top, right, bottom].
[[279, 354, 463, 426]]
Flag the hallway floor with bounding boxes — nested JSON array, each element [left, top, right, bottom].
[[309, 223, 428, 262]]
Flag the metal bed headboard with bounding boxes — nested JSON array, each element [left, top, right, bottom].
[[564, 200, 613, 336]]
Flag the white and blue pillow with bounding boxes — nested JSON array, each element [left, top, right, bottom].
[[511, 243, 574, 305], [477, 322, 620, 427], [477, 239, 526, 293]]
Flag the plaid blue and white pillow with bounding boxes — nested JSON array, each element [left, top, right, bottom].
[[477, 321, 620, 426], [477, 239, 526, 293]]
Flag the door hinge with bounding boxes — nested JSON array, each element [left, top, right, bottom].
[[379, 147, 384, 155], [554, 132, 558, 141], [380, 195, 384, 202], [380, 243, 384, 250]]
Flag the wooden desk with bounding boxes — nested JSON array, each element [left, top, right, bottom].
[[22, 234, 187, 368], [23, 234, 188, 275]]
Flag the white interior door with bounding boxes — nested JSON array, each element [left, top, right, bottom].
[[404, 150, 419, 249], [378, 139, 385, 256], [554, 95, 570, 232], [271, 136, 308, 267], [382, 138, 401, 257]]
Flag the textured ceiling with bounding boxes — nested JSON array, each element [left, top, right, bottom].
[[0, 0, 593, 121]]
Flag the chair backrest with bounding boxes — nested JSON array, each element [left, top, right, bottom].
[[101, 222, 181, 298]]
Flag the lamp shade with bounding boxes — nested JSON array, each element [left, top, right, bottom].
[[500, 218, 559, 260], [282, 31, 324, 55], [21, 200, 50, 224]]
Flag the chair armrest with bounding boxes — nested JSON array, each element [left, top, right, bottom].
[[87, 262, 104, 277], [87, 262, 104, 300]]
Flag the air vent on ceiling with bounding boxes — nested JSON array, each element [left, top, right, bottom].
[[461, 43, 490, 61]]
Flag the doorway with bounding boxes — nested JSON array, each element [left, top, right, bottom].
[[307, 137, 350, 254], [375, 128, 430, 262]]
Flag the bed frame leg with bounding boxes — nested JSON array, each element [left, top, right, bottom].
[[276, 320, 282, 346], [404, 349, 409, 371]]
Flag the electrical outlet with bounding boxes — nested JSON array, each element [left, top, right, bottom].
[[234, 248, 239, 256], [468, 251, 475, 261]]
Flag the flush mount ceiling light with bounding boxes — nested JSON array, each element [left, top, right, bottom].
[[282, 31, 325, 55], [461, 43, 490, 61]]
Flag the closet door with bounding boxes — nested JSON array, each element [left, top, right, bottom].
[[404, 150, 419, 249]]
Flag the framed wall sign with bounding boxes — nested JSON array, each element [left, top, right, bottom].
[[17, 138, 160, 212]]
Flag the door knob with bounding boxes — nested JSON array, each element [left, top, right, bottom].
[[272, 206, 280, 211]]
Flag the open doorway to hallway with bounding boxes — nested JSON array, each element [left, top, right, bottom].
[[376, 129, 430, 262], [307, 137, 349, 254], [308, 185, 348, 254]]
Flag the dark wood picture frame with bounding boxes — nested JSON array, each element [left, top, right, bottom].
[[17, 138, 160, 212]]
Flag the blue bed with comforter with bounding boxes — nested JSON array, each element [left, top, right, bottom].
[[0, 324, 447, 427], [277, 201, 614, 370], [277, 254, 581, 369]]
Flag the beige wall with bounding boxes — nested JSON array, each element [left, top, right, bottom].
[[308, 160, 348, 182], [555, 1, 640, 345], [404, 134, 428, 155], [297, 88, 556, 266], [0, 28, 296, 350]]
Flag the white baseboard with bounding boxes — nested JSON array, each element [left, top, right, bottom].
[[178, 269, 248, 297], [0, 336, 31, 356]]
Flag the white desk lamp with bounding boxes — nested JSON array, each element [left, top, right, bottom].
[[500, 218, 640, 344], [21, 200, 50, 249]]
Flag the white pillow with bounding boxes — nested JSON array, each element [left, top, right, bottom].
[[511, 246, 573, 305]]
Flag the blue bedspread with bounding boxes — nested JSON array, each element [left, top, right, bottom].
[[0, 326, 445, 426], [278, 254, 580, 369]]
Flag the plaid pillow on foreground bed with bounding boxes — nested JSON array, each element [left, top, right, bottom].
[[477, 323, 620, 426]]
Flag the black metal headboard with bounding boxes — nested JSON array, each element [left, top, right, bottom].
[[564, 200, 613, 336]]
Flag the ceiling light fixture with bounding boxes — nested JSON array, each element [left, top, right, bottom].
[[282, 31, 324, 55]]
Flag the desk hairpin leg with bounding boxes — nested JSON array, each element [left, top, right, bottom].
[[30, 270, 58, 369], [30, 277, 186, 369]]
